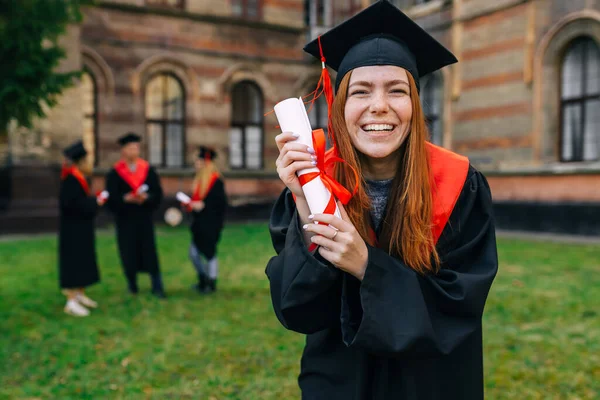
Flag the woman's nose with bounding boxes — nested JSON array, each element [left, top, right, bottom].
[[369, 92, 389, 113]]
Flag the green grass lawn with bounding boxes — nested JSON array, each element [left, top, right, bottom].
[[0, 223, 598, 399]]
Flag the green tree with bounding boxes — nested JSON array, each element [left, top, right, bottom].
[[0, 0, 93, 134]]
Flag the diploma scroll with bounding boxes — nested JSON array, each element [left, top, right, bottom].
[[176, 192, 191, 204], [97, 190, 109, 201], [136, 184, 149, 195], [273, 97, 341, 219]]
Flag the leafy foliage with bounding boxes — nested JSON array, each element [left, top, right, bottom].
[[0, 0, 93, 133]]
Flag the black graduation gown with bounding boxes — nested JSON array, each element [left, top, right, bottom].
[[58, 175, 100, 289], [105, 165, 163, 276], [266, 166, 498, 400], [190, 178, 227, 260]]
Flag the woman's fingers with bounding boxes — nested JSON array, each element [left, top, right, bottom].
[[279, 150, 316, 169], [309, 213, 354, 233], [278, 161, 316, 181], [311, 234, 341, 252], [275, 131, 300, 151], [316, 242, 342, 265], [302, 222, 338, 240]]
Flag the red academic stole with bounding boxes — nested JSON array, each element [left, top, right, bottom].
[[368, 143, 469, 247], [114, 159, 150, 192], [61, 164, 90, 195], [192, 172, 219, 201]]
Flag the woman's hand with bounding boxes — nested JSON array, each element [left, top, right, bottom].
[[190, 201, 205, 211], [275, 131, 317, 199], [302, 202, 369, 281], [123, 192, 137, 203], [134, 192, 148, 204]]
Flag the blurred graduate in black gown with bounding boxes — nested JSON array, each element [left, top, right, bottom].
[[59, 140, 104, 317], [105, 133, 166, 298], [184, 146, 227, 294]]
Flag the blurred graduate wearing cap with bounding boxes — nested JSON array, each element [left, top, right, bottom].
[[105, 132, 166, 298], [182, 146, 228, 294], [266, 1, 498, 398], [59, 140, 104, 317]]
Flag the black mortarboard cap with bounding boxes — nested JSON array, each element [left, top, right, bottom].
[[63, 140, 87, 162], [198, 146, 217, 160], [117, 132, 141, 146], [303, 0, 457, 93]]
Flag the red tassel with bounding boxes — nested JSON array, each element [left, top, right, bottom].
[[317, 36, 337, 151]]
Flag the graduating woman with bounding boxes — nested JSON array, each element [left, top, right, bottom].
[[266, 1, 498, 399], [59, 140, 104, 317], [186, 146, 227, 293]]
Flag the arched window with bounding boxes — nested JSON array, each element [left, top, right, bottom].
[[420, 72, 444, 146], [145, 74, 185, 167], [560, 37, 600, 162], [81, 70, 98, 165], [230, 81, 263, 170]]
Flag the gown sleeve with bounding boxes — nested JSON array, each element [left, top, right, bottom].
[[59, 176, 98, 218], [340, 167, 498, 358], [200, 179, 227, 217], [143, 167, 163, 210], [265, 189, 343, 334], [105, 169, 124, 214]]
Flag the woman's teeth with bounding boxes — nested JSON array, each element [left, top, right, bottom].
[[362, 124, 395, 132]]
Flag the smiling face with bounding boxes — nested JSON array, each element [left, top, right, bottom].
[[344, 65, 413, 160]]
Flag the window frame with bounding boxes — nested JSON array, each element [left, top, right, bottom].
[[559, 36, 600, 163], [229, 81, 264, 170], [231, 0, 263, 20], [145, 0, 185, 9], [82, 69, 99, 166], [420, 72, 444, 146], [144, 73, 187, 168]]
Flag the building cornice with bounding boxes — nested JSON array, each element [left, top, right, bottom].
[[93, 1, 305, 35], [482, 163, 600, 176], [92, 167, 280, 180]]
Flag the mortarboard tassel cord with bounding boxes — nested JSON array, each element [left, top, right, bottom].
[[315, 35, 337, 151], [265, 36, 337, 152]]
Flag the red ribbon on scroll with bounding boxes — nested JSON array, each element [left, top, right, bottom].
[[297, 129, 359, 252]]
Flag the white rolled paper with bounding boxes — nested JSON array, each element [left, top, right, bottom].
[[176, 191, 191, 204], [98, 190, 109, 200], [137, 184, 149, 194], [274, 97, 341, 219]]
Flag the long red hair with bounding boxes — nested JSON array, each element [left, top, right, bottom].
[[332, 71, 440, 274]]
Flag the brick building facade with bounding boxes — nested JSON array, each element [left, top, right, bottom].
[[1, 0, 599, 234]]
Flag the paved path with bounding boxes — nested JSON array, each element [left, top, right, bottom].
[[495, 230, 600, 245]]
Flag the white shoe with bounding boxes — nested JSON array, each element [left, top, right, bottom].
[[76, 293, 98, 308], [64, 300, 90, 317]]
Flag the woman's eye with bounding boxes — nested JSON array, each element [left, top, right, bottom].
[[391, 89, 408, 94], [350, 90, 368, 96]]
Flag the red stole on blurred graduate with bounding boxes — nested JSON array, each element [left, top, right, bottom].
[[192, 173, 219, 201], [114, 159, 149, 192], [61, 165, 90, 195]]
